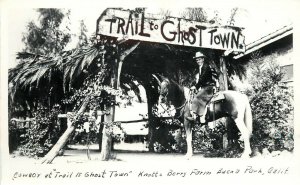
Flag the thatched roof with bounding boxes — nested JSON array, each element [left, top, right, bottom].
[[9, 45, 106, 101]]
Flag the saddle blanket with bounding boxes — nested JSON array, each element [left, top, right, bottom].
[[208, 92, 225, 112]]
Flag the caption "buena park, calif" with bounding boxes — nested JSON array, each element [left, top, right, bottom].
[[12, 166, 289, 180]]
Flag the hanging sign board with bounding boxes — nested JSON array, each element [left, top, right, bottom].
[[97, 8, 245, 52]]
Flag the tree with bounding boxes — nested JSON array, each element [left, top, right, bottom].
[[181, 8, 207, 22], [22, 8, 71, 55], [77, 20, 89, 48]]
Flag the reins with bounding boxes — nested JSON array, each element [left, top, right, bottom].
[[159, 99, 187, 119]]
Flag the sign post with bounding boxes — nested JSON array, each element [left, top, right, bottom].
[[97, 8, 245, 52]]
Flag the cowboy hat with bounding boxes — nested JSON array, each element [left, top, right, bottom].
[[193, 51, 206, 59]]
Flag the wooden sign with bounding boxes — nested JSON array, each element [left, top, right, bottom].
[[97, 8, 245, 52]]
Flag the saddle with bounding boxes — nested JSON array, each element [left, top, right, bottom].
[[190, 87, 225, 118], [211, 92, 225, 103], [198, 92, 225, 125], [208, 92, 225, 112]]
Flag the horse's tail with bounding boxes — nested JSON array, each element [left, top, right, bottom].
[[244, 95, 253, 134]]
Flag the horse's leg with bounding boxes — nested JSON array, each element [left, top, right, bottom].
[[227, 118, 239, 150], [234, 118, 252, 158], [184, 119, 193, 159]]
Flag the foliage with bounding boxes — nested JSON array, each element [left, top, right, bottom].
[[193, 118, 245, 158], [62, 63, 127, 145], [9, 33, 132, 156], [192, 119, 226, 152], [69, 111, 124, 145], [16, 105, 62, 157], [22, 8, 71, 55], [150, 103, 228, 154], [9, 121, 25, 153], [150, 104, 185, 153], [248, 52, 294, 152], [8, 44, 107, 112]]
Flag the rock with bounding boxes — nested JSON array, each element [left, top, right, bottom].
[[58, 149, 65, 156]]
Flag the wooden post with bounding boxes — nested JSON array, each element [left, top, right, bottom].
[[100, 57, 118, 160], [117, 61, 123, 88], [100, 104, 114, 160], [98, 104, 105, 152], [100, 41, 140, 160], [41, 97, 90, 164], [219, 57, 228, 91], [219, 56, 229, 150], [145, 85, 155, 152]]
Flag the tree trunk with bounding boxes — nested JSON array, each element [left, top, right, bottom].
[[40, 97, 90, 164]]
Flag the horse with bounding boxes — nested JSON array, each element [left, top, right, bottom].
[[154, 75, 253, 158]]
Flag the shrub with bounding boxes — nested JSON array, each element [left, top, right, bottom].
[[248, 53, 294, 153], [17, 105, 63, 157], [151, 104, 228, 154], [9, 120, 25, 153], [151, 105, 187, 153], [192, 119, 226, 152]]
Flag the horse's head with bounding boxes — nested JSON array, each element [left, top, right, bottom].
[[153, 74, 187, 109], [157, 78, 171, 105], [152, 74, 172, 105]]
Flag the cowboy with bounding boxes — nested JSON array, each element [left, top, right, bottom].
[[190, 51, 218, 123]]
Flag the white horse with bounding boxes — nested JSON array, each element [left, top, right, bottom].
[[156, 76, 253, 158]]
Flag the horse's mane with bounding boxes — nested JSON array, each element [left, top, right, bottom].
[[162, 77, 187, 106], [162, 77, 182, 92]]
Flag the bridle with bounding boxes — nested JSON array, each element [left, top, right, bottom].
[[159, 99, 187, 119], [158, 81, 188, 119]]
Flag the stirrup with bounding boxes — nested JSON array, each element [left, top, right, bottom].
[[213, 86, 217, 94]]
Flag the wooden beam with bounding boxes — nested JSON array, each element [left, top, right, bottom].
[[218, 56, 228, 149], [120, 42, 140, 61], [41, 96, 90, 164], [219, 57, 228, 91], [117, 42, 140, 88], [57, 110, 110, 118]]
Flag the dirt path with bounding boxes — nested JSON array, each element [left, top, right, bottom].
[[10, 150, 293, 166], [9, 144, 293, 165]]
